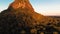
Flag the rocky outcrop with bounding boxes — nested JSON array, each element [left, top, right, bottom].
[[0, 0, 60, 34]]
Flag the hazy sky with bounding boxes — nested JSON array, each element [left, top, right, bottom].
[[0, 0, 60, 16]]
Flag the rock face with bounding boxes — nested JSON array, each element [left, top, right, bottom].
[[10, 0, 34, 11], [0, 0, 60, 34]]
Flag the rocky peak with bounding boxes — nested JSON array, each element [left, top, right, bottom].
[[9, 0, 34, 11], [7, 0, 44, 22], [0, 0, 60, 34]]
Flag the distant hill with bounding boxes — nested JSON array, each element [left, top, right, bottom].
[[48, 16, 60, 18]]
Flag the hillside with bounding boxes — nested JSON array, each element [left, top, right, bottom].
[[0, 0, 60, 34]]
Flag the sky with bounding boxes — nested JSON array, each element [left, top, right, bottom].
[[0, 0, 60, 16]]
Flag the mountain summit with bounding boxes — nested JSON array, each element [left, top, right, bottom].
[[10, 0, 34, 11], [8, 0, 45, 21], [0, 0, 60, 34]]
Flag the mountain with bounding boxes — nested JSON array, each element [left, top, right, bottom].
[[0, 0, 60, 34]]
